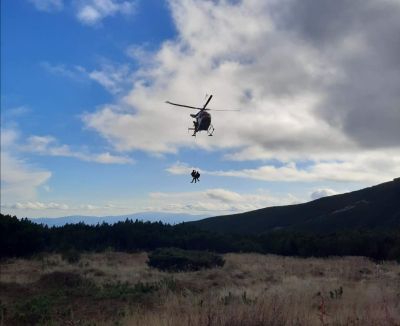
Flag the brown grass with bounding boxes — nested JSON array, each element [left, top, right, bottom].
[[1, 252, 399, 325]]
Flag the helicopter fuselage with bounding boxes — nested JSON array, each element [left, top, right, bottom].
[[192, 110, 211, 131], [166, 94, 236, 137]]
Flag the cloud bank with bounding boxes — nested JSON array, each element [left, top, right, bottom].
[[166, 158, 400, 184], [81, 0, 400, 184], [148, 188, 299, 214]]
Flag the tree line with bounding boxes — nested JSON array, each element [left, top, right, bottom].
[[1, 213, 399, 261]]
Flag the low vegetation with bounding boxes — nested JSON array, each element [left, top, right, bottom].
[[61, 248, 81, 264], [147, 247, 225, 271], [1, 213, 399, 324], [0, 252, 399, 325]]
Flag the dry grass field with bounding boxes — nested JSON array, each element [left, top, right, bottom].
[[1, 252, 399, 325]]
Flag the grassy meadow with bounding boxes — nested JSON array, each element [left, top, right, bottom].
[[1, 252, 399, 325]]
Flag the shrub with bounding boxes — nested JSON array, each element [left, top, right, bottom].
[[38, 271, 85, 289], [147, 247, 225, 272], [99, 281, 159, 300], [14, 296, 52, 324], [61, 248, 81, 264]]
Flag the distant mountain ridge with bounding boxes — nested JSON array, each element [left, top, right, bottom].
[[193, 178, 400, 234], [31, 212, 209, 227]]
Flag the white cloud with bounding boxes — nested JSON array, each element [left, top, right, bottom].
[[126, 44, 155, 65], [24, 135, 134, 164], [83, 104, 189, 153], [167, 155, 400, 184], [149, 188, 300, 214], [93, 152, 133, 164], [88, 63, 132, 94], [205, 188, 244, 203], [310, 188, 338, 200], [41, 62, 87, 81], [78, 204, 102, 210], [3, 106, 31, 118], [82, 0, 400, 184], [165, 161, 193, 175], [4, 201, 69, 210], [1, 201, 122, 211], [1, 152, 52, 203], [1, 129, 52, 203], [76, 0, 136, 25], [29, 0, 63, 12], [1, 128, 19, 147], [28, 0, 136, 25], [0, 126, 134, 214], [42, 61, 132, 94]]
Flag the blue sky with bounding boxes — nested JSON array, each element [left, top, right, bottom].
[[2, 0, 400, 219]]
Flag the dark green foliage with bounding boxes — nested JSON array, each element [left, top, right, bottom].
[[98, 281, 159, 300], [36, 271, 160, 302], [14, 295, 52, 325], [147, 247, 225, 271], [0, 215, 47, 258], [0, 300, 6, 325], [61, 248, 81, 264], [1, 213, 400, 261], [38, 272, 87, 291], [5, 271, 169, 325]]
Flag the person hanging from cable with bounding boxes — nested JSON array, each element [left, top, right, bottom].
[[191, 170, 197, 183], [190, 170, 201, 183]]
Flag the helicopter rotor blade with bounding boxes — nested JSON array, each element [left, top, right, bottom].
[[204, 108, 241, 111], [165, 101, 202, 110], [166, 99, 240, 111], [203, 95, 213, 109]]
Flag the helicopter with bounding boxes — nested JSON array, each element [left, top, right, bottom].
[[165, 94, 239, 136]]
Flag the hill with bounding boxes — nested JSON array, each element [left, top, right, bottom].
[[30, 212, 209, 227], [193, 178, 400, 234]]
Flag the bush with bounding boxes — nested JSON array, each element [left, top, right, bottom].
[[38, 271, 85, 289], [61, 248, 81, 264], [147, 247, 225, 272], [14, 296, 52, 324]]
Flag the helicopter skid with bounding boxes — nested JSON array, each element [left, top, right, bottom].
[[188, 127, 197, 137]]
